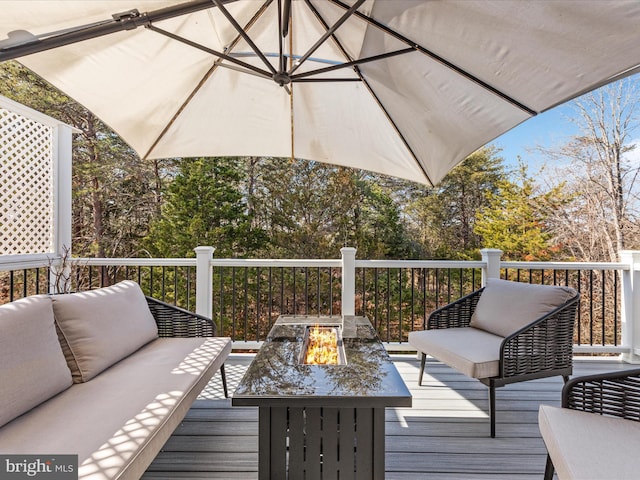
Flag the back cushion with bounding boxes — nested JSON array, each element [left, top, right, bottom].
[[52, 280, 158, 383], [469, 279, 577, 337], [0, 295, 72, 428]]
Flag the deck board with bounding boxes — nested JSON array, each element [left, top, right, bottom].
[[143, 354, 628, 480]]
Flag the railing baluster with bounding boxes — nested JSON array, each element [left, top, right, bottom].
[[614, 271, 619, 346], [411, 268, 415, 332], [280, 267, 284, 316], [232, 267, 237, 337], [161, 266, 166, 301], [398, 268, 403, 343], [602, 269, 606, 346], [256, 266, 261, 342], [590, 269, 594, 345], [386, 268, 391, 342], [304, 267, 309, 315], [373, 269, 378, 329], [329, 267, 333, 316], [292, 267, 296, 316], [317, 266, 321, 315], [268, 267, 273, 327]]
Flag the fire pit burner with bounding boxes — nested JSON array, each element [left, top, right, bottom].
[[300, 325, 347, 365]]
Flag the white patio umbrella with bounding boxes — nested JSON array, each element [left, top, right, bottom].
[[1, 0, 639, 185]]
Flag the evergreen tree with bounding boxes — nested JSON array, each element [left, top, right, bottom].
[[406, 147, 505, 258], [248, 158, 418, 259], [474, 163, 566, 261], [145, 157, 266, 257]]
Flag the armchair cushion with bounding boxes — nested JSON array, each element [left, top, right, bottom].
[[539, 404, 640, 480], [52, 280, 158, 383], [0, 295, 72, 428], [469, 279, 576, 337], [408, 327, 503, 379]]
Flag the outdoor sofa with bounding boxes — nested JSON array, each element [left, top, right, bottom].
[[408, 278, 579, 437], [0, 280, 231, 480], [539, 368, 640, 480]]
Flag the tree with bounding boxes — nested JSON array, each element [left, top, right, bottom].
[[247, 158, 418, 259], [540, 79, 640, 262], [474, 163, 566, 261], [145, 157, 266, 257], [406, 147, 505, 258]]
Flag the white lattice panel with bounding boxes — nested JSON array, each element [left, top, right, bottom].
[[0, 106, 54, 255]]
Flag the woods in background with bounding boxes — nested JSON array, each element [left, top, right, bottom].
[[1, 61, 638, 262]]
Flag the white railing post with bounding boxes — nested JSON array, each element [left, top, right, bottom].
[[341, 247, 357, 317], [195, 246, 215, 319], [481, 248, 503, 285], [620, 251, 640, 363], [50, 123, 74, 293]]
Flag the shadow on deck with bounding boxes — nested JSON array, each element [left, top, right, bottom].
[[143, 354, 628, 480]]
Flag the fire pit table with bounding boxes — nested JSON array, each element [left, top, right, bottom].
[[232, 315, 412, 480]]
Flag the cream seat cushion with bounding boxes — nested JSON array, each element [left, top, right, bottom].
[[408, 327, 503, 379], [470, 279, 576, 337], [52, 280, 158, 382], [539, 404, 640, 480], [0, 336, 232, 480], [0, 295, 72, 428]]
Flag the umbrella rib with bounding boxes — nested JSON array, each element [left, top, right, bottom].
[[147, 26, 272, 78], [142, 1, 273, 159], [290, 48, 414, 80], [293, 78, 360, 82], [213, 0, 277, 76], [287, 0, 366, 76], [327, 0, 537, 116], [303, 0, 434, 186]]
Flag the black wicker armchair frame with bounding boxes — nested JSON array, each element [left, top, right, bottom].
[[543, 368, 640, 480], [146, 296, 228, 397], [418, 287, 579, 437]]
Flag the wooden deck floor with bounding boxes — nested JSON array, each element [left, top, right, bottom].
[[143, 354, 628, 480]]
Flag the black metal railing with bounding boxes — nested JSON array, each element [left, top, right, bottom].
[[0, 267, 50, 302], [502, 266, 621, 347], [212, 265, 340, 342], [355, 265, 483, 343], [0, 258, 625, 349]]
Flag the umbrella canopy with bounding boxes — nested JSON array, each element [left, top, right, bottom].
[[1, 0, 639, 185]]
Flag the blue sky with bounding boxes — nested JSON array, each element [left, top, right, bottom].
[[489, 73, 640, 169], [490, 105, 577, 167]]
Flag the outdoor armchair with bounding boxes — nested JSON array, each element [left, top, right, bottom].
[[408, 278, 579, 437], [540, 368, 640, 480]]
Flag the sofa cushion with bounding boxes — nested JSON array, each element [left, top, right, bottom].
[[52, 280, 158, 382], [408, 327, 503, 379], [0, 295, 72, 428], [539, 404, 640, 480], [469, 279, 576, 337], [0, 336, 232, 480]]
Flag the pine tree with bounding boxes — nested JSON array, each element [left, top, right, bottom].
[[145, 157, 266, 257], [474, 164, 566, 261], [406, 147, 505, 259]]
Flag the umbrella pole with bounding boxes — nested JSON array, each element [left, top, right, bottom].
[[289, 16, 295, 163]]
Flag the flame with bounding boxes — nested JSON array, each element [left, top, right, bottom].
[[304, 326, 339, 365]]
